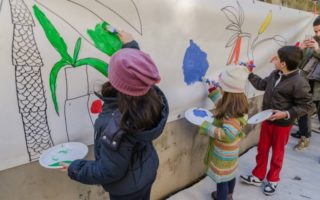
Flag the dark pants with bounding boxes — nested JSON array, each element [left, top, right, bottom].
[[298, 114, 312, 138], [216, 178, 236, 200], [315, 101, 320, 121], [109, 183, 153, 200], [297, 80, 320, 137]]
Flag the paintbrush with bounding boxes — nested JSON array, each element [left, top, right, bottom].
[[200, 77, 220, 88], [106, 24, 118, 34]]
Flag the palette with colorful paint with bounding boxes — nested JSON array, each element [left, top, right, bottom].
[[39, 142, 88, 169], [185, 108, 214, 126]]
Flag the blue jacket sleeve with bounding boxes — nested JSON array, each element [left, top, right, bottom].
[[68, 140, 132, 185]]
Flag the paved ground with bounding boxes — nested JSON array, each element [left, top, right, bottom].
[[167, 125, 320, 200]]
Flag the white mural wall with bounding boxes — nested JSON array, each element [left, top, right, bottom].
[[0, 0, 315, 170]]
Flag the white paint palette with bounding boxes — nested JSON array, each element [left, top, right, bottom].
[[185, 108, 214, 126], [247, 109, 273, 124], [39, 142, 88, 169]]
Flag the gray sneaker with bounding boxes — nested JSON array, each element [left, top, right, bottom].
[[263, 182, 278, 196]]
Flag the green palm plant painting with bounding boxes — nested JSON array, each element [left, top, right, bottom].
[[33, 5, 121, 115]]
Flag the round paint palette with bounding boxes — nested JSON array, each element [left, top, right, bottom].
[[247, 109, 273, 124], [185, 107, 214, 126], [39, 142, 88, 169]]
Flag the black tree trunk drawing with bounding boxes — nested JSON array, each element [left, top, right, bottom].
[[9, 0, 53, 161]]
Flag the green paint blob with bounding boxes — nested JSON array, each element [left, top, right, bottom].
[[87, 22, 122, 56], [58, 149, 69, 154], [51, 157, 59, 161], [49, 160, 72, 167]]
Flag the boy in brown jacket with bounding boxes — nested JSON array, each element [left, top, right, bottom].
[[240, 46, 315, 196]]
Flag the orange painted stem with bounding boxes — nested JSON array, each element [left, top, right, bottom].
[[227, 37, 242, 65], [234, 37, 242, 64]]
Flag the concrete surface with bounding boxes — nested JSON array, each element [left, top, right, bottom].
[[167, 125, 320, 200]]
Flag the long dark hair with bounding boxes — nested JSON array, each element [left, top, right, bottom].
[[214, 92, 249, 119], [101, 82, 162, 133], [118, 87, 162, 133], [101, 82, 117, 97]]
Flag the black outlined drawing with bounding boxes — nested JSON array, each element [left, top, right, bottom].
[[9, 0, 53, 161], [221, 1, 287, 97], [33, 0, 141, 142], [0, 0, 4, 13], [95, 0, 142, 35], [34, 0, 143, 48], [222, 1, 287, 64], [34, 0, 95, 46]]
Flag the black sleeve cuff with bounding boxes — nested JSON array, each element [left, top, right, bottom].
[[122, 40, 140, 50]]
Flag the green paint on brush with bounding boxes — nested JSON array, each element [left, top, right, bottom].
[[87, 22, 122, 56], [49, 160, 72, 167]]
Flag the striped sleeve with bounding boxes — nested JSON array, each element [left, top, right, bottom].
[[199, 118, 242, 142], [208, 88, 221, 104]]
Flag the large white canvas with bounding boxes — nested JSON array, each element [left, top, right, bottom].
[[0, 0, 315, 170]]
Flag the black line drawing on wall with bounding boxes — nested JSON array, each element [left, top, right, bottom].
[[34, 0, 142, 49], [222, 1, 287, 65], [0, 0, 4, 13], [221, 1, 287, 96], [34, 0, 95, 46], [63, 66, 96, 142], [9, 0, 53, 161], [95, 0, 142, 35], [33, 1, 142, 143], [66, 0, 143, 35]]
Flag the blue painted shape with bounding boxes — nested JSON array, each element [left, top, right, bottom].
[[193, 109, 208, 118], [182, 40, 209, 85]]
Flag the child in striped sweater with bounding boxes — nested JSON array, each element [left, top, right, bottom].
[[199, 65, 249, 200]]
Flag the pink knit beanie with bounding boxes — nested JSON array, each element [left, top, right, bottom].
[[108, 48, 161, 96], [218, 65, 249, 93]]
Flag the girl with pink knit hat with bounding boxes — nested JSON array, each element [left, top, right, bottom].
[[199, 65, 249, 200], [62, 31, 169, 200]]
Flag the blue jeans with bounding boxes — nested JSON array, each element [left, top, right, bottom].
[[217, 178, 236, 200]]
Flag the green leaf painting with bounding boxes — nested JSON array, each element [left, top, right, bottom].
[[72, 37, 82, 64], [49, 60, 69, 115], [33, 5, 111, 115], [75, 58, 108, 77], [87, 22, 122, 56], [33, 5, 72, 63]]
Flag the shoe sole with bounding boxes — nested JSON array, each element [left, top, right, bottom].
[[263, 191, 276, 196], [240, 176, 262, 187], [294, 147, 307, 151]]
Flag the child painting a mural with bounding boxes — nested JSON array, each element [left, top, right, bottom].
[[199, 65, 249, 200], [240, 46, 315, 196], [60, 31, 169, 200]]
